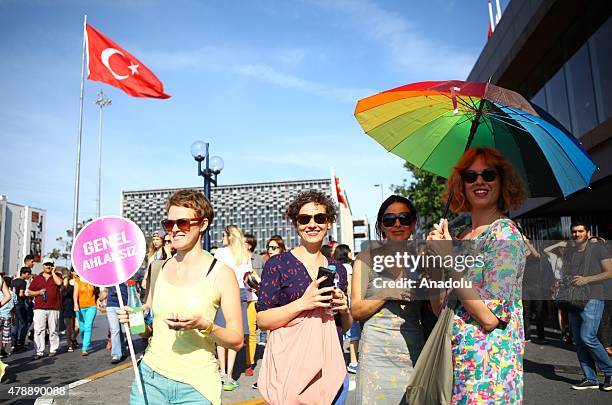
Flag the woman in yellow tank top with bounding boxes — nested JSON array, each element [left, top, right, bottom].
[[119, 189, 244, 405]]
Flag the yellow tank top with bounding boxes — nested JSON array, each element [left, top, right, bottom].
[[143, 261, 221, 404], [75, 278, 96, 308]]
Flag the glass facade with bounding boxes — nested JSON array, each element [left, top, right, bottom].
[[526, 17, 612, 138]]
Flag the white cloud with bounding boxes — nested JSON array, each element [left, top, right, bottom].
[[147, 48, 372, 102], [310, 0, 476, 79]]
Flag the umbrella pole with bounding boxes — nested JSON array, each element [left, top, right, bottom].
[[441, 98, 487, 222]]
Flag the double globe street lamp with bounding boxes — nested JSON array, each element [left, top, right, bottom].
[[190, 141, 224, 251]]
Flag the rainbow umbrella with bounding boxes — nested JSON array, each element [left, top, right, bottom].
[[354, 80, 596, 209]]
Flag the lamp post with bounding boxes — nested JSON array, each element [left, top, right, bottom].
[[95, 90, 111, 218], [191, 141, 224, 251], [374, 183, 384, 203]]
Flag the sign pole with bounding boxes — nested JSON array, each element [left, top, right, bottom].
[[116, 284, 144, 395]]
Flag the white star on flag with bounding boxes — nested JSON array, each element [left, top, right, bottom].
[[128, 63, 139, 75]]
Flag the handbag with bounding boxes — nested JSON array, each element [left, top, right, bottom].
[[405, 293, 456, 405], [554, 244, 592, 311]]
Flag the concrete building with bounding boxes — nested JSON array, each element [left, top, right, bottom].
[[468, 0, 612, 238], [0, 195, 46, 276], [121, 177, 356, 252]]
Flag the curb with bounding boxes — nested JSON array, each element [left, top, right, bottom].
[[35, 361, 266, 405], [34, 362, 132, 405]]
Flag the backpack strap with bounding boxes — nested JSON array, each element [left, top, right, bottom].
[[206, 258, 218, 278]]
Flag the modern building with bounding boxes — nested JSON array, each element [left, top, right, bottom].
[[121, 177, 356, 252], [0, 195, 46, 276], [468, 0, 612, 239]]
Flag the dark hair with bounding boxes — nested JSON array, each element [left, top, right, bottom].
[[19, 267, 32, 275], [267, 236, 287, 253], [3, 276, 11, 288], [320, 245, 333, 259], [286, 190, 337, 225], [375, 195, 418, 239], [570, 220, 590, 230], [244, 233, 257, 252], [442, 147, 527, 213], [333, 244, 352, 264], [24, 254, 35, 263]]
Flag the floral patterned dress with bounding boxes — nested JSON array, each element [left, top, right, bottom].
[[451, 219, 526, 404]]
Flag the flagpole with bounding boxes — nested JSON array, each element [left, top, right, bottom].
[[487, 1, 495, 34], [72, 14, 87, 243], [95, 90, 112, 218]]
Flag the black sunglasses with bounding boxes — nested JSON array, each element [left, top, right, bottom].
[[267, 245, 279, 250], [160, 217, 204, 232], [296, 213, 328, 225], [382, 213, 415, 227], [462, 169, 498, 184], [164, 239, 172, 244]]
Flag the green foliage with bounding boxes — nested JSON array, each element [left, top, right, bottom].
[[392, 162, 453, 231]]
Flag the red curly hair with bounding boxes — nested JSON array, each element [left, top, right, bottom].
[[442, 147, 527, 213]]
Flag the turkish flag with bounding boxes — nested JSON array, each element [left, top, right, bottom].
[[86, 24, 170, 99]]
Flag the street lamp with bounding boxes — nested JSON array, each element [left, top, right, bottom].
[[374, 183, 384, 203], [190, 141, 224, 251]]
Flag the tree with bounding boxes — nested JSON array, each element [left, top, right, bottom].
[[392, 162, 454, 233], [55, 218, 93, 268]]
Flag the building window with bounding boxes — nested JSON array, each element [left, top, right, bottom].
[[565, 43, 598, 136], [545, 67, 572, 134], [589, 17, 612, 124]]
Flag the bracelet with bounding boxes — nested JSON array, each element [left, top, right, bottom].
[[199, 321, 214, 336]]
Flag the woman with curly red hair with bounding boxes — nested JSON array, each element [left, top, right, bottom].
[[429, 147, 527, 404]]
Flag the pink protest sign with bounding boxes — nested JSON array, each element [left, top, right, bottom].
[[71, 216, 146, 287]]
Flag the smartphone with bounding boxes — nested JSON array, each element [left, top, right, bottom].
[[317, 266, 336, 294]]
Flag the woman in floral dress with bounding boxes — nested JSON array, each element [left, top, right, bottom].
[[429, 147, 527, 404]]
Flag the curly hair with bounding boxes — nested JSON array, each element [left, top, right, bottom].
[[442, 147, 527, 213], [165, 189, 214, 224], [286, 190, 337, 225]]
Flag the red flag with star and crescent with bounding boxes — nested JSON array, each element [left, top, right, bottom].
[[85, 24, 170, 99]]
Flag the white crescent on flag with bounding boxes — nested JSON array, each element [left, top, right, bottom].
[[101, 48, 129, 80]]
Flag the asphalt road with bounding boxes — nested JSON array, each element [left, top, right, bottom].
[[2, 317, 611, 404], [0, 310, 145, 405]]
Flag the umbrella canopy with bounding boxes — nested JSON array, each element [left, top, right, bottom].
[[354, 80, 596, 198]]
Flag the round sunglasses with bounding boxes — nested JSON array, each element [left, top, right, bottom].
[[296, 213, 328, 225], [462, 169, 498, 184], [160, 217, 204, 232], [267, 245, 279, 251], [382, 212, 415, 227]]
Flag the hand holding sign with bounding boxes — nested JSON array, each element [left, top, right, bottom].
[[71, 216, 146, 394]]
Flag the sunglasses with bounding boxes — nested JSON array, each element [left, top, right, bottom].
[[462, 169, 498, 184], [382, 213, 415, 227], [296, 213, 328, 225], [267, 245, 279, 251], [164, 239, 172, 244], [43, 263, 54, 267], [160, 217, 204, 232]]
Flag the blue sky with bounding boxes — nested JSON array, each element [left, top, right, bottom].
[[0, 0, 503, 253]]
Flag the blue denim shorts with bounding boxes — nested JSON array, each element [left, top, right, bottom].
[[346, 320, 362, 342], [130, 360, 212, 405]]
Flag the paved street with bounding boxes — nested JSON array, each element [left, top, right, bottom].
[[0, 311, 146, 405], [2, 319, 611, 404]]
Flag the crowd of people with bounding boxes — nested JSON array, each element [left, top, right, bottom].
[[0, 146, 611, 403]]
